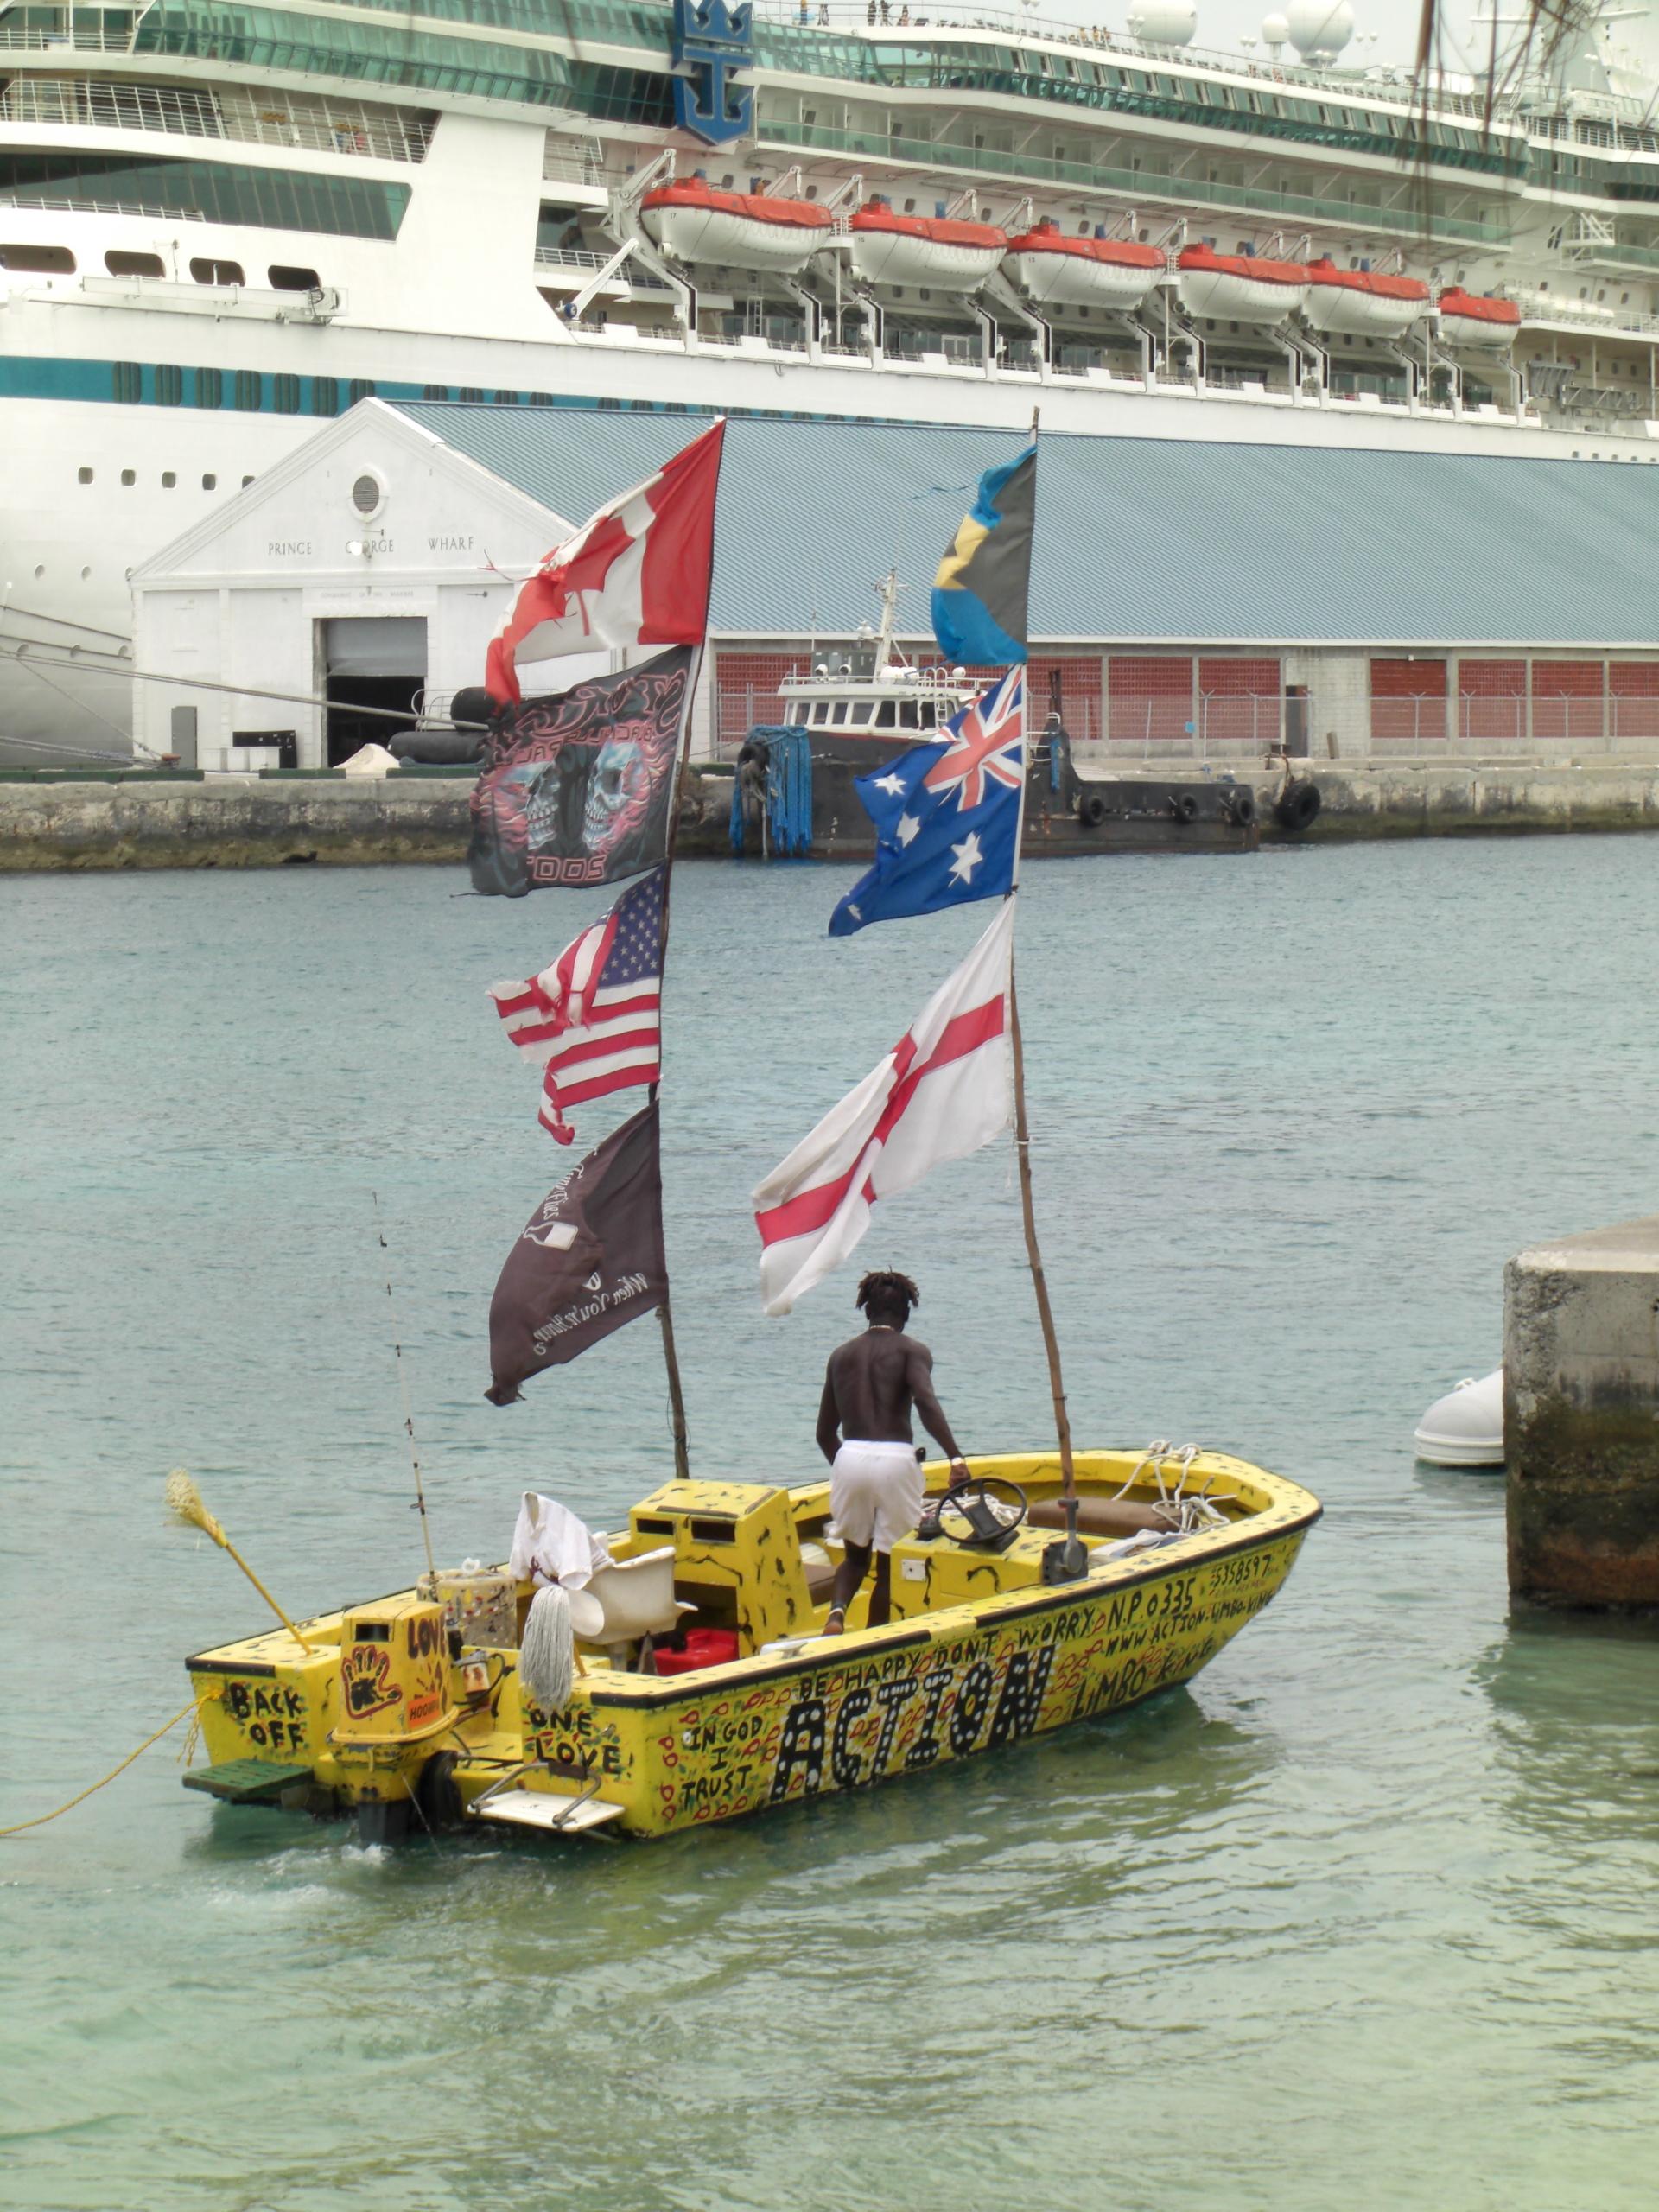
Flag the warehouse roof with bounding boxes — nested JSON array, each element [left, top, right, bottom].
[[390, 403, 1659, 649]]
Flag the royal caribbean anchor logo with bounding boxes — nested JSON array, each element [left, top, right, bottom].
[[671, 0, 753, 146]]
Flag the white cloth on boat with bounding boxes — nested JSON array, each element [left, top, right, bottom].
[[830, 1439, 925, 1555], [509, 1491, 612, 1589]]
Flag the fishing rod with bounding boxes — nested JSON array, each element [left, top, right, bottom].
[[372, 1191, 438, 1581]]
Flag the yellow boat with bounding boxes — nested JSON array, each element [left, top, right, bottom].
[[181, 1448, 1319, 1842]]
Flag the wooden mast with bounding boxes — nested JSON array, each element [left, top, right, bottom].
[[1006, 412, 1081, 1553], [648, 639, 701, 1483]]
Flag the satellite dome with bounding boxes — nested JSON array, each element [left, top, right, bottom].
[[1283, 0, 1354, 62], [1261, 10, 1290, 41], [1128, 0, 1197, 44]]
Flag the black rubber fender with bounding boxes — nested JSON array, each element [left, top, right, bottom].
[[1171, 791, 1200, 824], [1227, 787, 1258, 829], [1077, 788, 1109, 830], [1274, 779, 1323, 833]]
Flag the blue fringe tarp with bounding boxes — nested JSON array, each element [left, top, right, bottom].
[[728, 726, 813, 858]]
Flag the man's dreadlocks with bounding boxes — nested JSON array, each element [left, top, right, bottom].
[[855, 1269, 919, 1327]]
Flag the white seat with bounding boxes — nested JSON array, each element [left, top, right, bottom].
[[578, 1546, 694, 1646]]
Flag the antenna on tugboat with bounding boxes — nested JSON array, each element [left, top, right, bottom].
[[372, 1190, 438, 1581]]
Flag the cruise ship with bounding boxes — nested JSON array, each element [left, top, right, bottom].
[[5, 0, 1659, 757]]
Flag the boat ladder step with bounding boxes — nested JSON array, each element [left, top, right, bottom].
[[466, 1788, 626, 1836], [183, 1758, 314, 1803]]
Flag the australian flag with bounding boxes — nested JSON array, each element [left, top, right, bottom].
[[829, 669, 1024, 937]]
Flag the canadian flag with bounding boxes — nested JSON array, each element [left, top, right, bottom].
[[753, 899, 1014, 1316], [484, 419, 725, 705]]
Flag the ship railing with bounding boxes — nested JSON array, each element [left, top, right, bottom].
[[752, 3, 1520, 125], [542, 153, 630, 190], [534, 245, 671, 290], [0, 189, 205, 219], [0, 23, 137, 49], [0, 78, 433, 162]]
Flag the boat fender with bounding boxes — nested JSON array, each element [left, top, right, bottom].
[[1077, 788, 1109, 829], [1274, 779, 1322, 833], [1227, 788, 1257, 829], [414, 1749, 464, 1834], [1171, 791, 1200, 824]]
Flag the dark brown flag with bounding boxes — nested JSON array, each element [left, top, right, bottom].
[[486, 1103, 667, 1405]]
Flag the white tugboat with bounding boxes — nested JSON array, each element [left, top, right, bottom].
[[774, 572, 980, 753]]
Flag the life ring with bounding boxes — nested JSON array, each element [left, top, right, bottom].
[[1077, 789, 1109, 829], [1274, 779, 1322, 833], [1171, 791, 1200, 823], [1227, 788, 1257, 828]]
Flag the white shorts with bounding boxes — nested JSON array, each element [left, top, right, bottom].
[[830, 1439, 925, 1554]]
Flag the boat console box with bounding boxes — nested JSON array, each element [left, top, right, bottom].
[[182, 1449, 1319, 1843]]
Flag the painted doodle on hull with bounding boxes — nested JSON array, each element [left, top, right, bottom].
[[524, 1535, 1298, 1836]]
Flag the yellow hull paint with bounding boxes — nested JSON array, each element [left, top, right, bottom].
[[183, 1450, 1319, 1841]]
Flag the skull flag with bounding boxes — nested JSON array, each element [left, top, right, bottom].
[[486, 1102, 668, 1405], [467, 647, 690, 894]]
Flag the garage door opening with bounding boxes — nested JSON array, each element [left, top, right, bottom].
[[322, 616, 426, 766]]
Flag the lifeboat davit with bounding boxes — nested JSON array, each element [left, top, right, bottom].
[[1301, 257, 1429, 340], [848, 201, 1007, 293], [1177, 243, 1308, 325], [1436, 287, 1521, 351], [641, 177, 834, 275], [1001, 222, 1165, 313]]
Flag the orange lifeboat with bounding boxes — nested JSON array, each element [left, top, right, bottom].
[[848, 200, 1008, 293], [1301, 257, 1429, 340], [641, 176, 834, 275], [1436, 286, 1521, 351], [1177, 243, 1308, 325], [1002, 222, 1165, 313]]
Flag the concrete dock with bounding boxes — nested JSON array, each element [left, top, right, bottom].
[[1507, 1214, 1659, 1609], [9, 754, 1659, 872]]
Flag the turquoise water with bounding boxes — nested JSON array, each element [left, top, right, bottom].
[[6, 841, 1659, 2212]]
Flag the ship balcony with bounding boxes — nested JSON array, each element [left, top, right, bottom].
[[754, 123, 1512, 251], [0, 79, 435, 165]]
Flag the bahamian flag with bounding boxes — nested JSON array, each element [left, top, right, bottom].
[[931, 443, 1035, 667], [829, 669, 1023, 937]]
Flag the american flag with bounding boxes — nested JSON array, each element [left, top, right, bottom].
[[489, 867, 664, 1143]]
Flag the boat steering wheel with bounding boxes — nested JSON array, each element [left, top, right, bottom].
[[934, 1476, 1028, 1553]]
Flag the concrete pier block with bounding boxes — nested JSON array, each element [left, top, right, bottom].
[[1506, 1216, 1659, 1607]]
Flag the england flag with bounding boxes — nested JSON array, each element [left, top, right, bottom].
[[829, 668, 1024, 937], [753, 899, 1014, 1314]]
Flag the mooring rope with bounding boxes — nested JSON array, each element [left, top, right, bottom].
[[0, 1694, 213, 1839]]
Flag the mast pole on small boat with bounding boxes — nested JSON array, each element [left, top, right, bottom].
[[1007, 411, 1082, 1560], [645, 640, 703, 1484]]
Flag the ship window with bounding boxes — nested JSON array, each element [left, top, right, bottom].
[[202, 473, 217, 489], [526, 391, 554, 406], [105, 250, 164, 277], [829, 703, 848, 723], [269, 264, 321, 290], [162, 471, 176, 487], [422, 383, 448, 400], [234, 371, 263, 410], [875, 702, 896, 727], [191, 257, 245, 285], [0, 243, 74, 271], [849, 702, 873, 725], [493, 389, 520, 404], [273, 373, 302, 413], [79, 467, 93, 484], [313, 375, 340, 414], [156, 364, 183, 405], [347, 379, 376, 404], [112, 362, 143, 404], [121, 469, 136, 486], [458, 385, 484, 402], [196, 366, 224, 409]]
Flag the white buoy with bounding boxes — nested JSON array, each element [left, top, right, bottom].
[[1414, 1369, 1504, 1467]]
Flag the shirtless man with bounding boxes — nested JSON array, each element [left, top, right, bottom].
[[816, 1269, 970, 1633]]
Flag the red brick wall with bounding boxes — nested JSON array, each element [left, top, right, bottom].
[[1109, 655, 1192, 747], [1459, 658, 1526, 745], [1532, 660, 1604, 744], [1370, 658, 1446, 742]]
